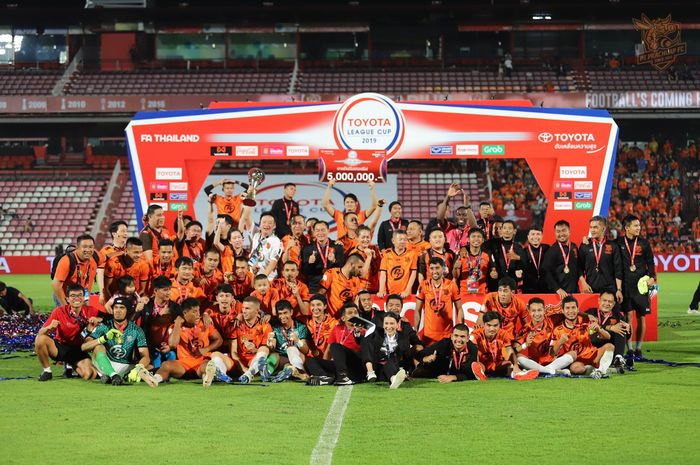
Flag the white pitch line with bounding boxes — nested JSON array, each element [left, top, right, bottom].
[[310, 386, 354, 465]]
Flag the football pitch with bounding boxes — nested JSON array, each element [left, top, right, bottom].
[[1, 273, 699, 465]]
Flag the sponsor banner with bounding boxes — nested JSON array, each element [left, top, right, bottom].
[[554, 201, 573, 210], [169, 202, 187, 211], [210, 145, 233, 157], [574, 181, 593, 190], [149, 182, 168, 190], [371, 292, 657, 341], [574, 191, 593, 200], [318, 149, 387, 183], [554, 191, 573, 200], [150, 192, 167, 201], [169, 182, 188, 191], [574, 201, 593, 210], [170, 192, 188, 200], [128, 93, 618, 245], [455, 144, 479, 155], [155, 167, 182, 180], [481, 144, 505, 155], [4, 92, 700, 115], [235, 146, 259, 157], [559, 166, 587, 178], [430, 145, 453, 156], [654, 254, 700, 272], [194, 174, 397, 239]]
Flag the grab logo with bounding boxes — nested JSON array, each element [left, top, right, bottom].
[[333, 93, 405, 157]]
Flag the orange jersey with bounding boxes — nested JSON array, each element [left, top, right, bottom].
[[380, 248, 416, 295], [99, 244, 125, 265], [271, 278, 311, 317], [551, 318, 598, 364], [230, 272, 254, 299], [321, 268, 366, 318], [104, 255, 150, 295], [172, 321, 218, 371], [176, 238, 206, 263], [417, 278, 460, 341], [53, 251, 105, 295], [306, 315, 338, 357], [348, 245, 382, 293], [213, 194, 243, 224], [407, 239, 430, 255], [207, 305, 241, 342], [234, 318, 273, 366], [458, 250, 490, 298], [169, 279, 206, 304], [418, 248, 455, 279], [149, 256, 177, 281], [469, 327, 511, 373], [333, 210, 367, 239], [338, 234, 359, 256], [281, 234, 309, 269], [194, 266, 224, 300], [250, 288, 281, 315], [139, 226, 173, 257], [481, 292, 528, 343], [515, 317, 556, 364]]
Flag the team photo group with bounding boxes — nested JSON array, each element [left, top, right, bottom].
[[36, 176, 657, 388]]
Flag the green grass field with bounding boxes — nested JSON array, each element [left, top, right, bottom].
[[1, 273, 699, 465]]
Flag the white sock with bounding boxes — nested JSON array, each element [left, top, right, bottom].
[[517, 356, 546, 373], [43, 367, 52, 373], [65, 364, 73, 369], [544, 353, 574, 373], [598, 350, 614, 373], [635, 341, 643, 350], [154, 374, 163, 383], [627, 340, 634, 351], [248, 352, 266, 375], [286, 347, 305, 371], [212, 357, 227, 373]]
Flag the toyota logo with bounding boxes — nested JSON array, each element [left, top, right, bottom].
[[538, 132, 553, 143]]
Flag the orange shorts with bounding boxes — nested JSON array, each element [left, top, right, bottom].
[[575, 346, 599, 366], [521, 348, 554, 365]]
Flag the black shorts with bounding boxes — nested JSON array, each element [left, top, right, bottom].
[[52, 342, 90, 366], [622, 293, 650, 315]]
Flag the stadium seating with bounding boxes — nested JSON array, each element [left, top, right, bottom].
[[586, 67, 699, 92], [0, 69, 61, 95], [0, 176, 110, 255], [297, 68, 580, 94], [64, 70, 292, 95]]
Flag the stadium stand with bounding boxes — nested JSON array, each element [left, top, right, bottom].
[[586, 66, 699, 92], [0, 174, 110, 255], [64, 69, 292, 95], [0, 69, 62, 95], [297, 67, 580, 94]]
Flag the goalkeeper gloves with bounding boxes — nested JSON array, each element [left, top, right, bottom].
[[98, 328, 123, 344], [127, 364, 146, 383]]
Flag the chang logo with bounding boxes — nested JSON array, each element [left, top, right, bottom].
[[333, 93, 405, 157]]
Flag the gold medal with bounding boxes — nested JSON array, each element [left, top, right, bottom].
[[630, 265, 636, 272], [563, 266, 570, 274]]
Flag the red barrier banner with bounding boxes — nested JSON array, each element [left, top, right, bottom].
[[317, 149, 387, 183], [372, 292, 658, 341], [654, 254, 700, 272], [2, 91, 700, 114], [0, 256, 54, 274]]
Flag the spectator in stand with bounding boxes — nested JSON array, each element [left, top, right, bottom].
[[377, 201, 408, 251]]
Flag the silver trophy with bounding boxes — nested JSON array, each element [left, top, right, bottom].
[[243, 167, 265, 207]]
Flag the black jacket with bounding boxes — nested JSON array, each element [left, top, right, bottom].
[[377, 218, 409, 251], [415, 338, 478, 381]]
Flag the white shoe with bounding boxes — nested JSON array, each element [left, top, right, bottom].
[[139, 369, 159, 388], [389, 368, 406, 389], [203, 360, 216, 388], [590, 369, 605, 379], [688, 308, 699, 315], [366, 371, 377, 382], [555, 369, 571, 376]]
